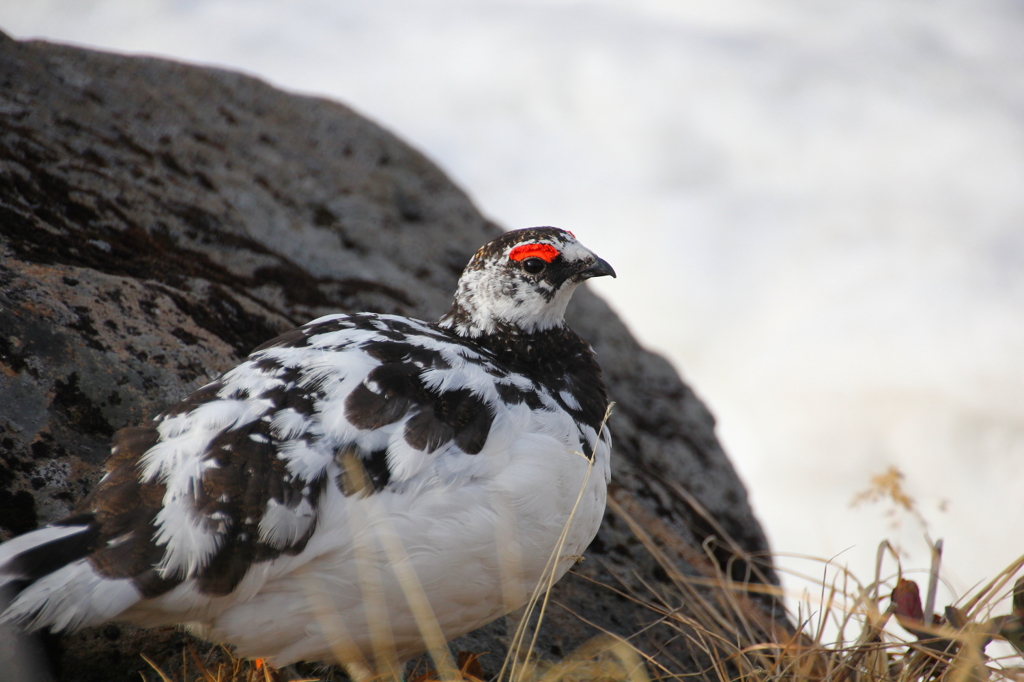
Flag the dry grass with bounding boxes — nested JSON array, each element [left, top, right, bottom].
[[143, 459, 1024, 682]]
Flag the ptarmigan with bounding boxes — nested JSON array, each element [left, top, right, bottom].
[[0, 227, 615, 676]]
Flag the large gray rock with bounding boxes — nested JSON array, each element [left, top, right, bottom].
[[0, 31, 778, 681]]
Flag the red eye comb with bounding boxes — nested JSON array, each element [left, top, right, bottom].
[[509, 243, 560, 263]]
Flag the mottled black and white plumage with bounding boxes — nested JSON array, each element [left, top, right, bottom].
[[0, 227, 614, 673]]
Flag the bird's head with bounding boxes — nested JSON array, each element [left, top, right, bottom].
[[439, 227, 616, 338]]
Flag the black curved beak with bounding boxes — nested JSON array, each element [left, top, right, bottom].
[[578, 256, 616, 280]]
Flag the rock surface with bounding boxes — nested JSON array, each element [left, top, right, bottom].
[[0, 32, 778, 682]]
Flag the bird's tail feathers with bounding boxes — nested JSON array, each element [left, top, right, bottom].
[[0, 519, 141, 632], [0, 521, 98, 588]]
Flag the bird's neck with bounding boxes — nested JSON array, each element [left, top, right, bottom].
[[436, 309, 593, 380]]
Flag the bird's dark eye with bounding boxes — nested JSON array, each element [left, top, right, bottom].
[[521, 258, 546, 275]]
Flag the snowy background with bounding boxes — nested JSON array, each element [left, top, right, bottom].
[[3, 0, 1024, 622]]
